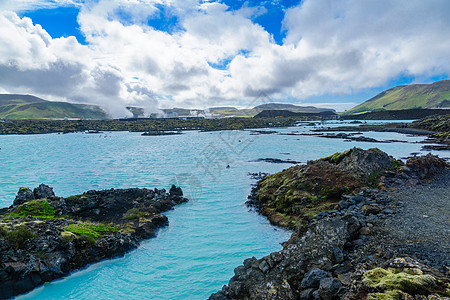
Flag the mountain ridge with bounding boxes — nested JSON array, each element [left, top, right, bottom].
[[344, 80, 450, 115], [0, 94, 108, 120]]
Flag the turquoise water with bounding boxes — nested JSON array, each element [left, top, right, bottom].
[[0, 122, 447, 299]]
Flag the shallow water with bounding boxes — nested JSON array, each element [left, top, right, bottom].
[[0, 121, 447, 299]]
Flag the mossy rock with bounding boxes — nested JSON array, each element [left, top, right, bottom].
[[322, 148, 353, 164], [366, 290, 407, 300], [363, 267, 436, 295], [0, 225, 7, 237], [65, 194, 87, 204], [60, 230, 76, 242], [5, 225, 36, 250], [123, 208, 149, 220], [64, 222, 118, 239], [6, 200, 56, 219]]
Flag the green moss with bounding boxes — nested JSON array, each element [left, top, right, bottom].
[[322, 149, 352, 164], [123, 208, 149, 220], [64, 224, 101, 239], [6, 200, 56, 219], [391, 160, 402, 168], [366, 290, 403, 300], [65, 195, 87, 204], [6, 226, 36, 250], [367, 171, 381, 187], [64, 222, 118, 239], [363, 268, 436, 295], [60, 231, 76, 242], [369, 147, 384, 154], [65, 195, 80, 201]]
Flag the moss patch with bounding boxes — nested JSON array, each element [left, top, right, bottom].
[[366, 290, 404, 300], [65, 194, 87, 205], [60, 230, 76, 242], [6, 200, 56, 219], [64, 222, 118, 239], [0, 226, 7, 237], [363, 267, 436, 295], [321, 149, 352, 164], [123, 208, 150, 220], [5, 225, 36, 250]]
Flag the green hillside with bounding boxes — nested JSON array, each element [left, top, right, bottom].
[[343, 80, 450, 115], [0, 95, 108, 120]]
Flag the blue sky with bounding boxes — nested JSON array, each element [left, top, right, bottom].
[[22, 6, 87, 43], [20, 1, 301, 45], [1, 0, 449, 115]]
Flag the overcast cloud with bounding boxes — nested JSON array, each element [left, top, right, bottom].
[[0, 0, 449, 116]]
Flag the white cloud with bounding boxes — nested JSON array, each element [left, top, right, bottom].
[[0, 0, 449, 115], [0, 0, 82, 12]]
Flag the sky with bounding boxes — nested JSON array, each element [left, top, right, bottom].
[[0, 0, 449, 116]]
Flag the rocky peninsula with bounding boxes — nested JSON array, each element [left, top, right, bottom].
[[0, 184, 188, 299], [211, 148, 449, 299]]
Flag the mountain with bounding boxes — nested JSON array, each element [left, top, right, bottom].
[[253, 103, 336, 113], [208, 107, 238, 111], [0, 94, 108, 120], [343, 80, 450, 115], [254, 109, 337, 118]]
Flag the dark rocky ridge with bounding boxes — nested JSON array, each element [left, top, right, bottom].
[[0, 184, 187, 299], [410, 115, 450, 149], [211, 150, 449, 299]]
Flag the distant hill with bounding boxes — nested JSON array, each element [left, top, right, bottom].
[[254, 109, 337, 118], [254, 103, 336, 113], [0, 94, 108, 120], [0, 94, 47, 106], [208, 107, 238, 111], [343, 80, 450, 115]]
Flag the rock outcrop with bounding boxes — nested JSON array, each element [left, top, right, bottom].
[[246, 148, 400, 229], [0, 184, 188, 299]]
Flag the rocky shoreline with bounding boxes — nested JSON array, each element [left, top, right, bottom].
[[0, 117, 300, 135], [0, 184, 188, 299], [210, 149, 449, 299]]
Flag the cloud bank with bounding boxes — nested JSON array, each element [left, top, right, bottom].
[[0, 0, 449, 116]]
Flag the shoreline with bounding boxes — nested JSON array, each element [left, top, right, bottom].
[[211, 149, 450, 299]]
